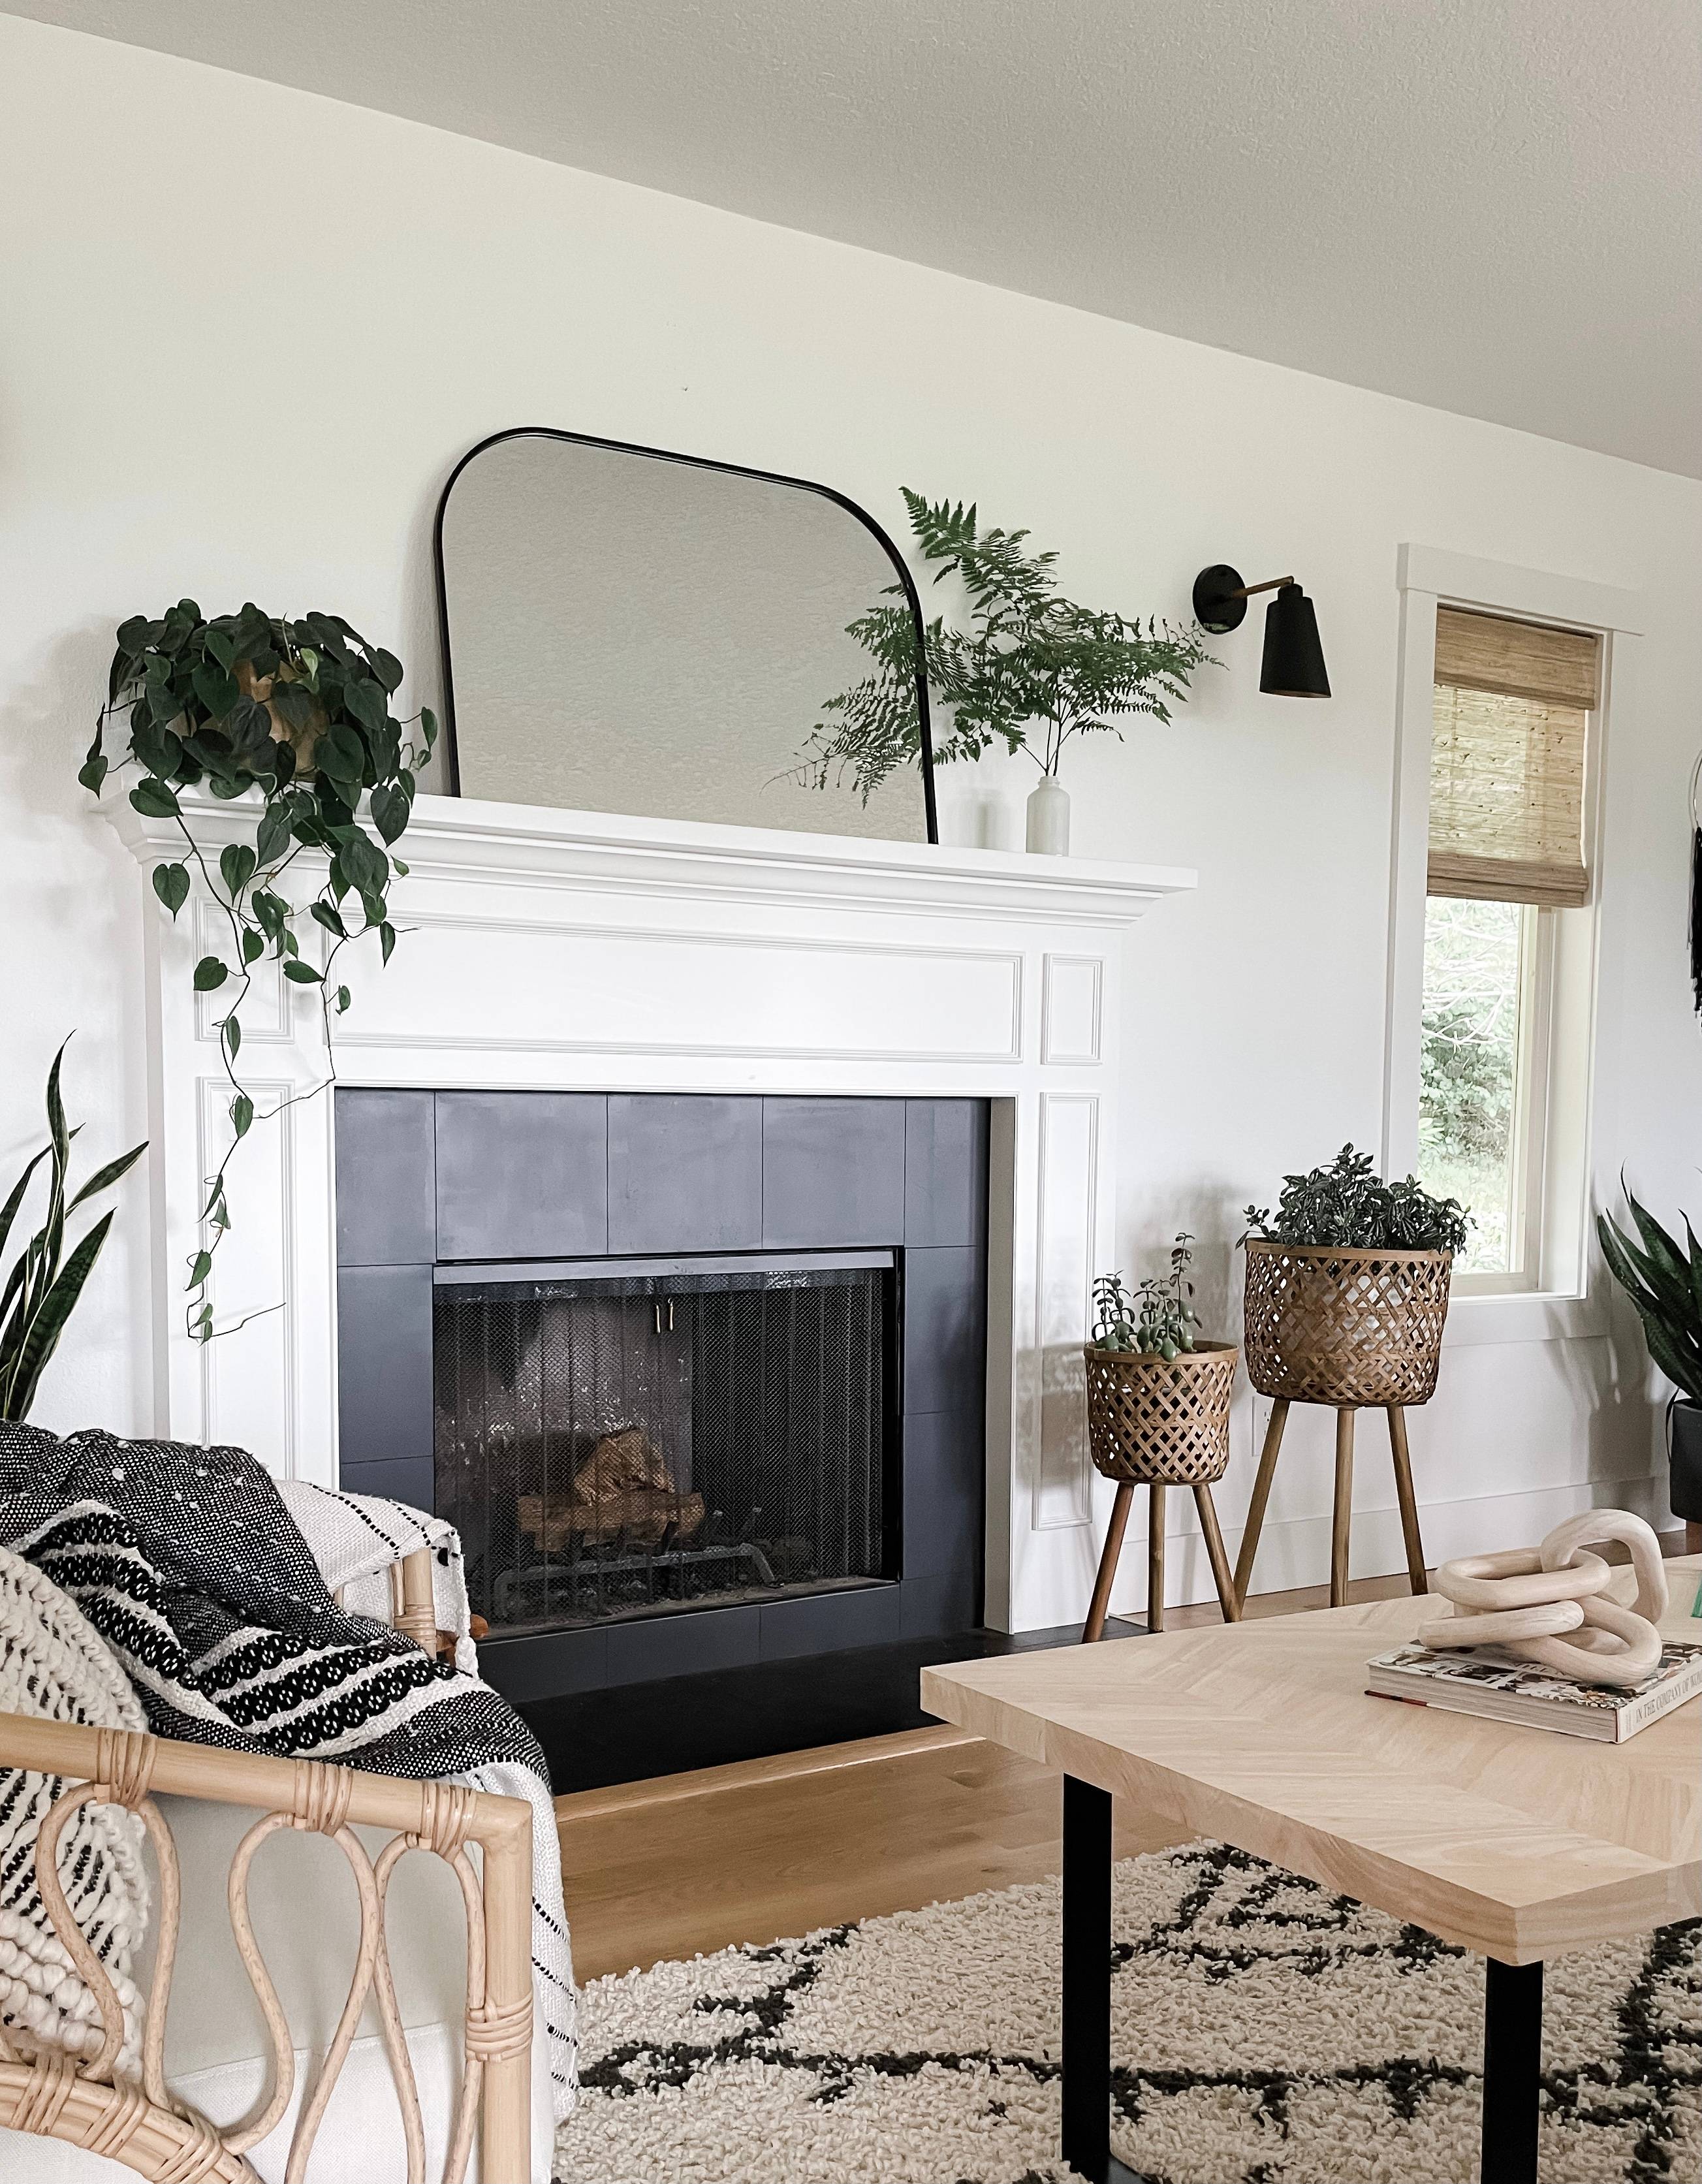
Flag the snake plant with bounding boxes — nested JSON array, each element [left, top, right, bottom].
[[1598, 1188, 1702, 1404], [0, 1042, 146, 1421]]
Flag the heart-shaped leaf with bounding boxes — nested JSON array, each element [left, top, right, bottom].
[[219, 842, 257, 896], [193, 955, 228, 991], [342, 676, 387, 735], [368, 783, 403, 842], [230, 1092, 253, 1139], [130, 778, 180, 819], [152, 863, 191, 918], [255, 801, 292, 866], [282, 958, 323, 984]]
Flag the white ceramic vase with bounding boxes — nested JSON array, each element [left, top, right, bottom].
[[1025, 776, 1071, 855]]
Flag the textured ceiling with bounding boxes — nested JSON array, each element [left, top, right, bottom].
[[12, 0, 1702, 475]]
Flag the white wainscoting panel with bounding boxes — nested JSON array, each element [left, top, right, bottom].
[[1041, 954, 1103, 1064], [195, 1074, 294, 1474], [340, 915, 1024, 1064], [1032, 1091, 1099, 1532]]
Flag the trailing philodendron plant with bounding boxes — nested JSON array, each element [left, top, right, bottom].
[[1244, 1145, 1470, 1256], [797, 491, 1215, 802], [1597, 1188, 1702, 1405], [1092, 1234, 1201, 1359], [1, 1041, 146, 1422], [80, 600, 435, 1341]]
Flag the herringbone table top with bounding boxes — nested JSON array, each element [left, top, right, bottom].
[[921, 1557, 1702, 1963]]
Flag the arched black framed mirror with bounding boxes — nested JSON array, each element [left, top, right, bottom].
[[433, 428, 938, 843]]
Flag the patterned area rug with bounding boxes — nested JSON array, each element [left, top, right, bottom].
[[555, 1839, 1701, 2183]]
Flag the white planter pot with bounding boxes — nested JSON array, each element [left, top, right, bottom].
[[1025, 776, 1071, 855]]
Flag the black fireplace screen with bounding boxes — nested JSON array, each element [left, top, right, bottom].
[[434, 1259, 894, 1636]]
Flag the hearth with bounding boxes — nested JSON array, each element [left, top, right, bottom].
[[433, 1255, 896, 1637]]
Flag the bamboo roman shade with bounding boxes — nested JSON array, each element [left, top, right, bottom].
[[1428, 607, 1599, 908]]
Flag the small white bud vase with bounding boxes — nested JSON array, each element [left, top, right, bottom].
[[1025, 776, 1071, 855]]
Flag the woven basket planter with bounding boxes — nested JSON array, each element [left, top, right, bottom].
[[1082, 1340, 1237, 1485], [1242, 1239, 1452, 1408]]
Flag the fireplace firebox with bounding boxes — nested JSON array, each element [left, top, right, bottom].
[[434, 1255, 898, 1636]]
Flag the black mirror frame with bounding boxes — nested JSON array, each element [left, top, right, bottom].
[[431, 426, 939, 844]]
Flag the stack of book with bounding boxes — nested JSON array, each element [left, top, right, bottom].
[[1366, 1638, 1702, 1742]]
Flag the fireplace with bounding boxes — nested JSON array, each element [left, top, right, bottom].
[[334, 1088, 988, 1742], [433, 1254, 898, 1636]]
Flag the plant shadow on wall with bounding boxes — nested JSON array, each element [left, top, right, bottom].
[[795, 492, 1216, 851], [0, 1042, 144, 1422], [79, 603, 435, 1342]]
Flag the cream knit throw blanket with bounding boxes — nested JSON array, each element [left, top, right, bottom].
[[0, 1543, 149, 2074]]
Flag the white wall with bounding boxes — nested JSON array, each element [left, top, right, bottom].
[[4, 16, 1699, 1600]]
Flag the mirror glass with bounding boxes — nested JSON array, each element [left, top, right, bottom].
[[437, 432, 933, 842]]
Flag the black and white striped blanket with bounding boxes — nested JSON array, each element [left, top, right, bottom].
[[0, 1420, 575, 2119]]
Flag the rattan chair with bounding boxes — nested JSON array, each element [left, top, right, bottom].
[[0, 1547, 542, 2184]]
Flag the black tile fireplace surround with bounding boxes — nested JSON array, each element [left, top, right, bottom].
[[335, 1091, 988, 1774]]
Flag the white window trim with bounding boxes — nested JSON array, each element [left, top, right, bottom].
[[1385, 546, 1643, 1340]]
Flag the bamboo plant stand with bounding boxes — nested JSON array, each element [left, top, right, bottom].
[[1232, 1398, 1429, 1612], [1080, 1340, 1241, 1640], [1235, 1238, 1451, 1611]]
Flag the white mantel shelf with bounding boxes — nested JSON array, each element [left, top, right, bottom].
[[112, 789, 1195, 1632], [114, 789, 1195, 926]]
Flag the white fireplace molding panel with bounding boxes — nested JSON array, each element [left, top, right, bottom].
[[112, 791, 1193, 1633]]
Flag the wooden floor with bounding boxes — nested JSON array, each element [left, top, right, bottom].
[[556, 1568, 1423, 1979]]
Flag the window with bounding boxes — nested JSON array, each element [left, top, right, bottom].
[[1415, 609, 1600, 1293]]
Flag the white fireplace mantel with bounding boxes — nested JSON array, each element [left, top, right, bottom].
[[114, 789, 1193, 1632]]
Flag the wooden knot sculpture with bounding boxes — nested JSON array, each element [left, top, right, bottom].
[[1421, 1509, 1669, 1690]]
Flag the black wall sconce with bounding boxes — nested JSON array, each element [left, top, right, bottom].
[[1192, 565, 1330, 697]]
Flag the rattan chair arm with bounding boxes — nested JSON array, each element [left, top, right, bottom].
[[0, 1709, 529, 1850]]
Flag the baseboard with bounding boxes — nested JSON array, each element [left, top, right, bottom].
[[1108, 1472, 1671, 1621]]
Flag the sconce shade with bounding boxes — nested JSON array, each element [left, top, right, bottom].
[[1260, 584, 1330, 698]]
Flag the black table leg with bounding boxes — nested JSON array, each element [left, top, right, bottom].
[[1481, 1957, 1543, 2184], [1061, 1775, 1148, 2184]]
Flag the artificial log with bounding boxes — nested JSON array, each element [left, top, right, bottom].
[[518, 1427, 704, 1553]]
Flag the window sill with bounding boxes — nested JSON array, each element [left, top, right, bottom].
[[1442, 1289, 1605, 1347]]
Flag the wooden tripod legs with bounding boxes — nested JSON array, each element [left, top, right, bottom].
[[1082, 1478, 1242, 1641], [1235, 1400, 1430, 1612], [1386, 1402, 1428, 1595]]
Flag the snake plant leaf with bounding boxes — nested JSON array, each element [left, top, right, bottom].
[[67, 1142, 147, 1212], [0, 1146, 51, 1272], [2, 1211, 116, 1422], [1599, 1194, 1702, 1405]]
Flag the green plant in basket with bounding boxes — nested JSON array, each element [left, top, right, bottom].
[[78, 599, 434, 1342], [1243, 1145, 1470, 1255], [1092, 1234, 1200, 1359]]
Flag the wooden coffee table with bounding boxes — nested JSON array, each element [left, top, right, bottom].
[[921, 1558, 1702, 2184]]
